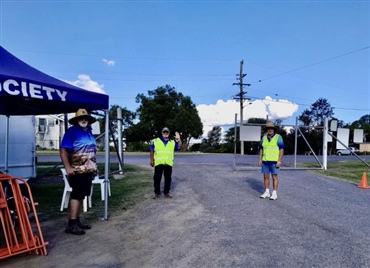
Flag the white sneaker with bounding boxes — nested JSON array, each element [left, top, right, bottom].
[[269, 191, 278, 200], [260, 190, 270, 199]]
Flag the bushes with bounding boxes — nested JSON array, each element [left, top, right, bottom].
[[126, 142, 150, 152]]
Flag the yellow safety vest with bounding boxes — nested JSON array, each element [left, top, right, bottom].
[[262, 134, 280, 161], [153, 138, 175, 166]]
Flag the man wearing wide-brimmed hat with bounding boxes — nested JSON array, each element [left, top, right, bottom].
[[150, 127, 182, 199], [258, 122, 284, 200], [60, 108, 97, 235]]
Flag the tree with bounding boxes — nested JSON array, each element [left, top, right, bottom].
[[348, 114, 370, 143], [298, 98, 334, 126], [171, 96, 203, 150], [131, 85, 203, 150], [351, 114, 370, 128], [223, 126, 238, 153], [97, 105, 136, 134], [294, 98, 335, 155], [96, 105, 136, 150], [207, 126, 222, 147], [247, 118, 266, 125]]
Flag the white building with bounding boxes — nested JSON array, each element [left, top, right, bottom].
[[35, 114, 102, 150], [35, 114, 66, 150]]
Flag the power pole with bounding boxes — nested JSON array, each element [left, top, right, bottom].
[[233, 60, 250, 155]]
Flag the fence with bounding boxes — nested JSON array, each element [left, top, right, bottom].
[[233, 118, 370, 171]]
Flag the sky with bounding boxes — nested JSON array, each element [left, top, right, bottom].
[[0, 0, 369, 137]]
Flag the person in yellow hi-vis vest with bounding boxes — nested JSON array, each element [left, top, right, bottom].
[[150, 127, 182, 199], [258, 122, 284, 200]]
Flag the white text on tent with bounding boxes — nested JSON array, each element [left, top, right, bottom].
[[0, 79, 67, 101]]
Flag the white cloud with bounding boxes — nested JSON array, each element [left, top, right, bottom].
[[196, 97, 299, 137], [260, 96, 299, 120], [102, 58, 115, 66], [66, 74, 106, 94], [197, 100, 238, 137]]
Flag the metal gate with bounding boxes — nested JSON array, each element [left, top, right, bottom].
[[233, 117, 370, 171], [233, 118, 325, 171]]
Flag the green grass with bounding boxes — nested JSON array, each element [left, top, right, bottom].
[[313, 161, 370, 184], [29, 183, 63, 221], [26, 163, 152, 222]]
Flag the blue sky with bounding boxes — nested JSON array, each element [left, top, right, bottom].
[[0, 0, 369, 135]]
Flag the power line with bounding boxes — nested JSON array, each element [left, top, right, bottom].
[[253, 46, 370, 83], [13, 49, 239, 62], [13, 47, 369, 113]]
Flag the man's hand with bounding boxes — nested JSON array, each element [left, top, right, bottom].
[[150, 160, 154, 167], [66, 166, 75, 176], [175, 131, 181, 142]]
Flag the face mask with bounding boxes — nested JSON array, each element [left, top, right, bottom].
[[78, 120, 88, 128]]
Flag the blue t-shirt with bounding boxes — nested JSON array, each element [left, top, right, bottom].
[[60, 125, 97, 173]]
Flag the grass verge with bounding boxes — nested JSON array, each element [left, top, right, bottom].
[[313, 161, 370, 184], [26, 163, 152, 222]]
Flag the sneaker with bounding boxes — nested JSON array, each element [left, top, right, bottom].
[[152, 195, 160, 199], [164, 194, 173, 199], [260, 190, 270, 199], [65, 223, 86, 235], [269, 191, 278, 200]]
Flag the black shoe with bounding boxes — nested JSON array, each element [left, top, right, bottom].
[[65, 223, 86, 235], [77, 218, 91, 230]]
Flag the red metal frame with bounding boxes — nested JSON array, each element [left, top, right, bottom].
[[0, 174, 48, 260]]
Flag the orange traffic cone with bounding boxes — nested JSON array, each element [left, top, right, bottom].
[[358, 172, 370, 189]]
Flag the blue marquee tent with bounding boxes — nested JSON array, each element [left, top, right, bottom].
[[0, 46, 109, 115], [0, 46, 111, 219]]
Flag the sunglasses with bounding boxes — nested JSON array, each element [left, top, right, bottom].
[[162, 131, 169, 134], [79, 116, 89, 122]]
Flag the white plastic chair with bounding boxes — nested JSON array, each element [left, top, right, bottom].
[[60, 168, 90, 212], [92, 175, 111, 201]]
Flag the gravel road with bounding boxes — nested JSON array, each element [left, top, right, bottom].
[[2, 161, 370, 267]]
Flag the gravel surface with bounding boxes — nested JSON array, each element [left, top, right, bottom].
[[2, 162, 370, 268]]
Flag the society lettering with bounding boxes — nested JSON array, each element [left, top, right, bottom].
[[0, 79, 67, 101]]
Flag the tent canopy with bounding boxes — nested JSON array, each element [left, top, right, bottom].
[[0, 46, 109, 116], [0, 46, 112, 219]]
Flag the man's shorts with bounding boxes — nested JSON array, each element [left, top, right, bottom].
[[68, 172, 93, 200], [261, 162, 280, 175]]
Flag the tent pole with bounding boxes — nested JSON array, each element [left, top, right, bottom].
[[63, 114, 68, 134], [117, 108, 123, 174], [4, 116, 9, 173], [103, 109, 110, 220]]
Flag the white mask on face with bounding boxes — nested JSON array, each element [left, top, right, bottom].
[[78, 120, 88, 128]]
